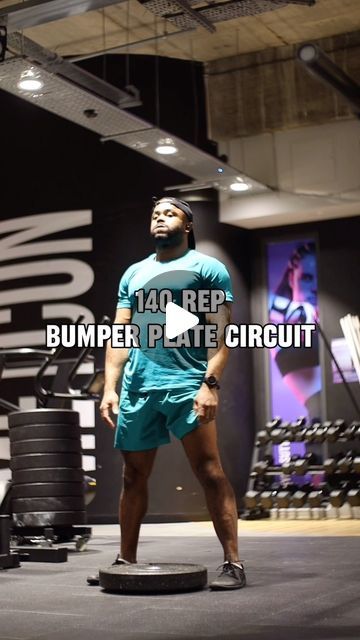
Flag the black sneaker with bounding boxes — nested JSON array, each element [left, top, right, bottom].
[[209, 561, 246, 590], [86, 555, 130, 586]]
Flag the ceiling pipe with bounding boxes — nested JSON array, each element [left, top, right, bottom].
[[69, 28, 196, 63], [297, 43, 360, 117]]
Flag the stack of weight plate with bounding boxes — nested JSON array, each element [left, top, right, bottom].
[[8, 409, 86, 527]]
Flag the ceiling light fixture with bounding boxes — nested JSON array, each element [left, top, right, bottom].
[[230, 179, 251, 192], [17, 68, 43, 92], [155, 138, 178, 155]]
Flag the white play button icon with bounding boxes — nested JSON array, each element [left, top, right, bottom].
[[165, 302, 199, 340]]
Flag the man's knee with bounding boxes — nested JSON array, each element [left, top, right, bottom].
[[195, 459, 225, 488], [122, 462, 152, 490]]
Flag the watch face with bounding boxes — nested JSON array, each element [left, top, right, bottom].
[[206, 376, 217, 386]]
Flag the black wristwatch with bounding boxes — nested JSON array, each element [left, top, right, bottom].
[[203, 375, 220, 390]]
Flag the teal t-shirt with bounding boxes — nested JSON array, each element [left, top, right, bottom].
[[117, 249, 233, 392]]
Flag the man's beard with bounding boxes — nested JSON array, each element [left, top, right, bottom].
[[153, 229, 184, 249]]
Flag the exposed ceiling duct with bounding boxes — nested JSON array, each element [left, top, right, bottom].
[[0, 0, 316, 35], [0, 0, 125, 32], [137, 0, 315, 32], [0, 32, 267, 195], [6, 32, 141, 107]]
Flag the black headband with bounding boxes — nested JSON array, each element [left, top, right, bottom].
[[152, 196, 193, 221]]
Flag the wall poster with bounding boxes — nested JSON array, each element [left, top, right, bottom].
[[266, 239, 322, 468]]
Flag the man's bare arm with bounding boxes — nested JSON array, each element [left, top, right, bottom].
[[100, 307, 132, 429], [193, 303, 231, 424]]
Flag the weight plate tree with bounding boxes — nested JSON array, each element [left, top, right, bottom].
[[8, 409, 86, 528]]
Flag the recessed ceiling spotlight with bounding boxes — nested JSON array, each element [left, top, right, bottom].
[[217, 167, 224, 174], [230, 179, 251, 192], [155, 138, 178, 155], [17, 68, 43, 92]]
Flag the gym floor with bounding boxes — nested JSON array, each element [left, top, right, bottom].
[[0, 520, 359, 640]]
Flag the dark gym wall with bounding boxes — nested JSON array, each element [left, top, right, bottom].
[[0, 54, 254, 522], [250, 215, 360, 433]]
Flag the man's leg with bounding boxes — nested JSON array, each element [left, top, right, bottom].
[[119, 448, 157, 562], [181, 421, 239, 562]]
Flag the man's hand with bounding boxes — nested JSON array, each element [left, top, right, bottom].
[[100, 390, 119, 429], [193, 384, 218, 424]]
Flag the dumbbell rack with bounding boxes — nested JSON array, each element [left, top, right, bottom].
[[244, 418, 360, 520]]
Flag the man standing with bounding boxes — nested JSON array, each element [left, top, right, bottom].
[[99, 197, 245, 590]]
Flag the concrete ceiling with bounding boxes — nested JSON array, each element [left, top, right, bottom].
[[1, 0, 359, 229], [0, 0, 359, 63]]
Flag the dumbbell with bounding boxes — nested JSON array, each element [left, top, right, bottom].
[[326, 419, 347, 442], [256, 430, 270, 446], [289, 417, 307, 435], [312, 423, 328, 443], [304, 423, 321, 442], [253, 455, 274, 476], [269, 422, 290, 444], [265, 417, 282, 433], [283, 452, 320, 475], [275, 484, 297, 508], [343, 421, 360, 440], [291, 482, 317, 507], [281, 453, 310, 475], [294, 425, 308, 442], [329, 481, 350, 508], [282, 458, 295, 475], [292, 490, 307, 507], [244, 491, 261, 510], [281, 423, 294, 443], [337, 450, 356, 473], [275, 491, 292, 508], [259, 490, 273, 510], [323, 453, 342, 474], [308, 489, 325, 508], [259, 484, 281, 510], [292, 452, 320, 475], [347, 487, 360, 507], [321, 420, 332, 431], [289, 416, 306, 441]]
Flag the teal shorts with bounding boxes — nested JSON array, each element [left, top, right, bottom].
[[114, 387, 200, 451]]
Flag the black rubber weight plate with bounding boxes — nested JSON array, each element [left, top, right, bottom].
[[12, 467, 84, 484], [13, 511, 87, 527], [99, 563, 208, 593], [12, 496, 85, 512], [9, 424, 80, 441], [11, 482, 84, 498], [10, 453, 82, 470], [11, 439, 81, 456], [8, 409, 79, 428]]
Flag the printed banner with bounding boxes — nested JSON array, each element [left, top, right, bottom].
[[0, 211, 97, 489], [266, 239, 322, 469]]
